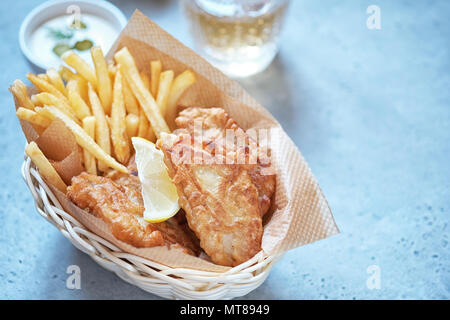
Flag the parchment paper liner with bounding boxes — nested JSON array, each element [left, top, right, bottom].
[[13, 10, 339, 273]]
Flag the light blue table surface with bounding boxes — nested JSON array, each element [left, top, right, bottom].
[[0, 0, 448, 299]]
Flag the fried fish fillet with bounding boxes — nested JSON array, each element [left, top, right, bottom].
[[175, 107, 275, 217], [67, 169, 200, 255], [157, 107, 275, 266]]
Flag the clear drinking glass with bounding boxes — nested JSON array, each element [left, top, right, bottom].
[[182, 0, 290, 78]]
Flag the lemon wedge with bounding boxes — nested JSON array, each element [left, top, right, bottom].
[[132, 137, 180, 223]]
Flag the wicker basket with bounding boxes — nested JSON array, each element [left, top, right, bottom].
[[21, 155, 282, 299]]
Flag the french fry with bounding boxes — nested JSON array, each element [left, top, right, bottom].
[[137, 112, 155, 141], [125, 113, 139, 138], [16, 107, 52, 128], [73, 76, 89, 104], [150, 60, 162, 97], [120, 67, 140, 115], [140, 72, 150, 91], [88, 83, 111, 172], [25, 142, 67, 192], [105, 115, 111, 129], [156, 70, 174, 115], [27, 73, 69, 104], [32, 92, 79, 123], [34, 106, 53, 120], [107, 61, 117, 82], [110, 70, 130, 164], [82, 116, 97, 175], [66, 80, 91, 120], [10, 80, 34, 110], [59, 66, 75, 82], [146, 126, 156, 142], [38, 73, 50, 82], [46, 68, 67, 96], [62, 50, 97, 88], [91, 46, 112, 114], [30, 95, 41, 106], [138, 109, 149, 138], [59, 66, 89, 103], [42, 106, 127, 173], [114, 47, 170, 137], [166, 70, 196, 130]]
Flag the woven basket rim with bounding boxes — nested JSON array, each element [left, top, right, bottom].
[[21, 155, 281, 299]]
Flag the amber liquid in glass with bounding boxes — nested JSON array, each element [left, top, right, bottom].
[[183, 0, 289, 77]]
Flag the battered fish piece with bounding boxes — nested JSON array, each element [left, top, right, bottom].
[[67, 170, 200, 255], [157, 107, 275, 266], [158, 133, 263, 266], [175, 107, 275, 216]]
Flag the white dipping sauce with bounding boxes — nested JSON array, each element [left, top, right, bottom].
[[29, 13, 119, 69]]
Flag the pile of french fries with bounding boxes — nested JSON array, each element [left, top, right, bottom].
[[12, 46, 196, 192]]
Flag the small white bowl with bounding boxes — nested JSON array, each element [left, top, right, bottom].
[[19, 0, 127, 72]]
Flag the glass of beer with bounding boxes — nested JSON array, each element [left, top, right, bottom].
[[182, 0, 290, 78]]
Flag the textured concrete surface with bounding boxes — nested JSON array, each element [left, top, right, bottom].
[[0, 0, 449, 299]]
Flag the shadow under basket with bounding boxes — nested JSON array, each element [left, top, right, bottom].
[[21, 155, 282, 300]]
